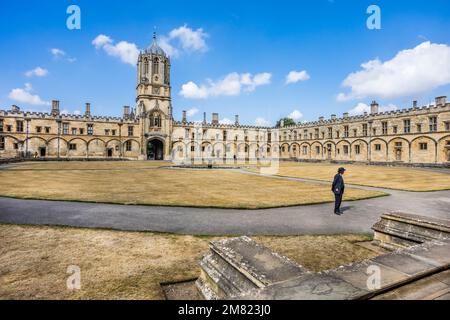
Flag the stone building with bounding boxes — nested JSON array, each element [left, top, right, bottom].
[[1, 35, 450, 165]]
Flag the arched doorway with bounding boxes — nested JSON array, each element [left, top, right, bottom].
[[147, 139, 164, 160]]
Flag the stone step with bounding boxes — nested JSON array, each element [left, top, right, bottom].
[[196, 236, 306, 299], [237, 238, 450, 300], [372, 212, 450, 249]]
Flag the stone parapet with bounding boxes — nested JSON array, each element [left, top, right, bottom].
[[196, 236, 306, 299], [372, 212, 450, 250], [237, 238, 450, 300]]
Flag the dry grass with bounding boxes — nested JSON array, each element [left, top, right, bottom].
[[0, 224, 377, 300], [249, 162, 450, 192], [0, 161, 384, 209]]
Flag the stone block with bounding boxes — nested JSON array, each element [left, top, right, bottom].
[[372, 212, 450, 249], [237, 273, 368, 300], [196, 236, 306, 299]]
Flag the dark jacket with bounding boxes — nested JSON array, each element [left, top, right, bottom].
[[332, 174, 345, 195]]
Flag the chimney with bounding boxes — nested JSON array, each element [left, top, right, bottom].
[[212, 113, 219, 125], [11, 105, 20, 112], [370, 101, 379, 114], [413, 100, 418, 108], [235, 115, 239, 126], [203, 112, 207, 124], [51, 100, 60, 116], [182, 110, 187, 123], [123, 106, 130, 118], [343, 112, 349, 119], [331, 114, 337, 121], [85, 103, 91, 117], [319, 116, 324, 122], [435, 96, 447, 107]]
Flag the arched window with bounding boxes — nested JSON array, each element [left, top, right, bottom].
[[152, 58, 159, 76], [144, 59, 149, 75]]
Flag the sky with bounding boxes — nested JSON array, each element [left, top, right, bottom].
[[1, 0, 450, 126]]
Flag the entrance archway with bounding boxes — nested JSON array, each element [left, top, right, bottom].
[[147, 139, 164, 160]]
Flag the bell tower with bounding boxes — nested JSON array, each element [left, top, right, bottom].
[[136, 32, 172, 160]]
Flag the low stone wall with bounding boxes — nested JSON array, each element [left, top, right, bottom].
[[0, 157, 131, 165], [372, 212, 450, 250], [238, 238, 450, 300], [282, 158, 450, 168], [197, 214, 450, 300], [196, 236, 306, 300]]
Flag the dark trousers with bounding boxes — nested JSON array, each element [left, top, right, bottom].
[[334, 193, 343, 212]]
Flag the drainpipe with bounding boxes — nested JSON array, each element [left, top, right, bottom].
[[56, 118, 61, 159], [25, 117, 30, 158]]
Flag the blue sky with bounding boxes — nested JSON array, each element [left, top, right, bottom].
[[1, 0, 450, 125]]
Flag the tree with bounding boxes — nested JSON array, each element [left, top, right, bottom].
[[276, 117, 296, 128]]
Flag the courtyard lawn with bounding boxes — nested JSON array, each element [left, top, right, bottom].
[[249, 162, 450, 192], [0, 161, 384, 209], [0, 224, 377, 300]]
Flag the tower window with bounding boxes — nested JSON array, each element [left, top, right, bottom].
[[128, 126, 134, 136], [152, 58, 159, 76], [69, 143, 77, 150], [0, 119, 3, 132], [0, 137, 4, 150], [144, 58, 149, 75], [419, 143, 428, 150]]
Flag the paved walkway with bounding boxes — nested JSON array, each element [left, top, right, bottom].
[[0, 172, 449, 235]]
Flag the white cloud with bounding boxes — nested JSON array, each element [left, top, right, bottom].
[[8, 83, 50, 106], [337, 42, 450, 101], [92, 34, 112, 48], [219, 118, 233, 125], [285, 70, 310, 84], [92, 34, 140, 66], [348, 102, 398, 116], [74, 110, 81, 115], [155, 25, 208, 58], [51, 48, 66, 58], [289, 110, 303, 120], [180, 72, 272, 99], [180, 81, 209, 99], [168, 25, 208, 52], [25, 67, 48, 77], [186, 108, 199, 117], [51, 48, 76, 62], [255, 117, 270, 126]]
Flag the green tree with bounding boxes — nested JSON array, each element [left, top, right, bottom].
[[276, 117, 296, 128]]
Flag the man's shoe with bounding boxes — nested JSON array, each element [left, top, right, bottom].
[[334, 211, 341, 215]]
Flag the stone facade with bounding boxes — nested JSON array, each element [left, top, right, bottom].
[[1, 35, 450, 165]]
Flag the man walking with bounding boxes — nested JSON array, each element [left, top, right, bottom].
[[332, 167, 346, 215]]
